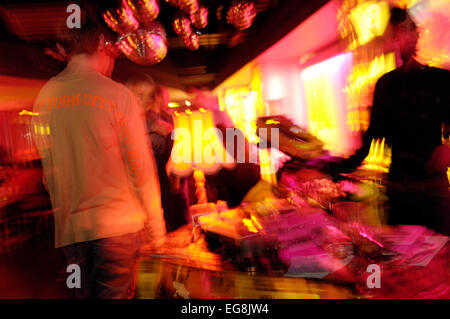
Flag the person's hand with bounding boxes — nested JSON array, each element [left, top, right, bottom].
[[143, 216, 167, 244]]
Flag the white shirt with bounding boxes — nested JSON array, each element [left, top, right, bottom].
[[32, 59, 165, 247]]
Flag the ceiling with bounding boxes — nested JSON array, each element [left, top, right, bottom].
[[0, 0, 328, 90]]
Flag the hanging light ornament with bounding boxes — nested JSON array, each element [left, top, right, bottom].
[[178, 0, 199, 13], [190, 6, 208, 29], [118, 21, 168, 65], [184, 32, 200, 50], [126, 0, 160, 26], [172, 12, 192, 36], [216, 5, 224, 21], [227, 0, 257, 31], [165, 0, 198, 14], [103, 0, 140, 34]]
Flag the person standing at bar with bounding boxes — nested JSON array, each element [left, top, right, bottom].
[[126, 76, 189, 232], [31, 9, 165, 298], [321, 7, 450, 235]]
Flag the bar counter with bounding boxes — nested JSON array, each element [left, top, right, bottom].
[[136, 224, 449, 299]]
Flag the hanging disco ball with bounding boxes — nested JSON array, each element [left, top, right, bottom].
[[216, 5, 224, 21], [184, 32, 200, 50], [190, 6, 208, 29], [103, 0, 140, 34], [172, 12, 192, 36], [227, 0, 257, 31], [165, 0, 198, 13], [126, 0, 160, 26], [178, 0, 199, 13], [118, 22, 168, 65]]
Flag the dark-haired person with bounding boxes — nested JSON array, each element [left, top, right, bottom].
[[31, 11, 165, 298], [321, 8, 450, 235]]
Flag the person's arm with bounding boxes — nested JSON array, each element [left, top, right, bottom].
[[116, 91, 166, 240], [327, 76, 390, 175]]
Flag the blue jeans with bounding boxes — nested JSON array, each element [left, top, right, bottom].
[[62, 231, 146, 299]]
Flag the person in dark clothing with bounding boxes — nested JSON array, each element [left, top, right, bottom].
[[322, 8, 450, 235], [148, 86, 190, 232], [127, 77, 189, 232]]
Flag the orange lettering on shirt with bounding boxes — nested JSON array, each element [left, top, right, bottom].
[[108, 101, 117, 113], [55, 96, 64, 109], [72, 93, 81, 106], [97, 96, 107, 109], [84, 93, 94, 106], [63, 96, 71, 107], [47, 97, 58, 110]]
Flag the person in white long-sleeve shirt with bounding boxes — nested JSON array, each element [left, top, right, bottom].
[[31, 12, 165, 298]]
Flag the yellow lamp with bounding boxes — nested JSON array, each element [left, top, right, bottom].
[[167, 108, 235, 204]]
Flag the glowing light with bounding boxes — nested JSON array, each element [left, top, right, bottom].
[[259, 148, 277, 185], [362, 138, 391, 172], [415, 5, 450, 68], [265, 119, 280, 125], [348, 1, 390, 49], [267, 75, 286, 101], [338, 0, 390, 51], [344, 52, 396, 131], [185, 100, 191, 106], [217, 65, 265, 145], [242, 218, 259, 233], [391, 0, 420, 8], [217, 65, 276, 182], [102, 0, 139, 34], [167, 109, 235, 178], [250, 215, 263, 230], [168, 102, 180, 108], [39, 124, 45, 136], [220, 87, 260, 144], [19, 110, 39, 116], [193, 168, 207, 204], [301, 53, 354, 155]]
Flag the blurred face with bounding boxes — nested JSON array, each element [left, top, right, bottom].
[[129, 82, 156, 113], [391, 22, 419, 62]]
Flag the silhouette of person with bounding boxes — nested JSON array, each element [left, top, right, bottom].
[[322, 7, 450, 235]]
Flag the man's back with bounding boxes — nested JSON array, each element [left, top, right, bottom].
[[370, 65, 450, 181], [32, 60, 164, 247]]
